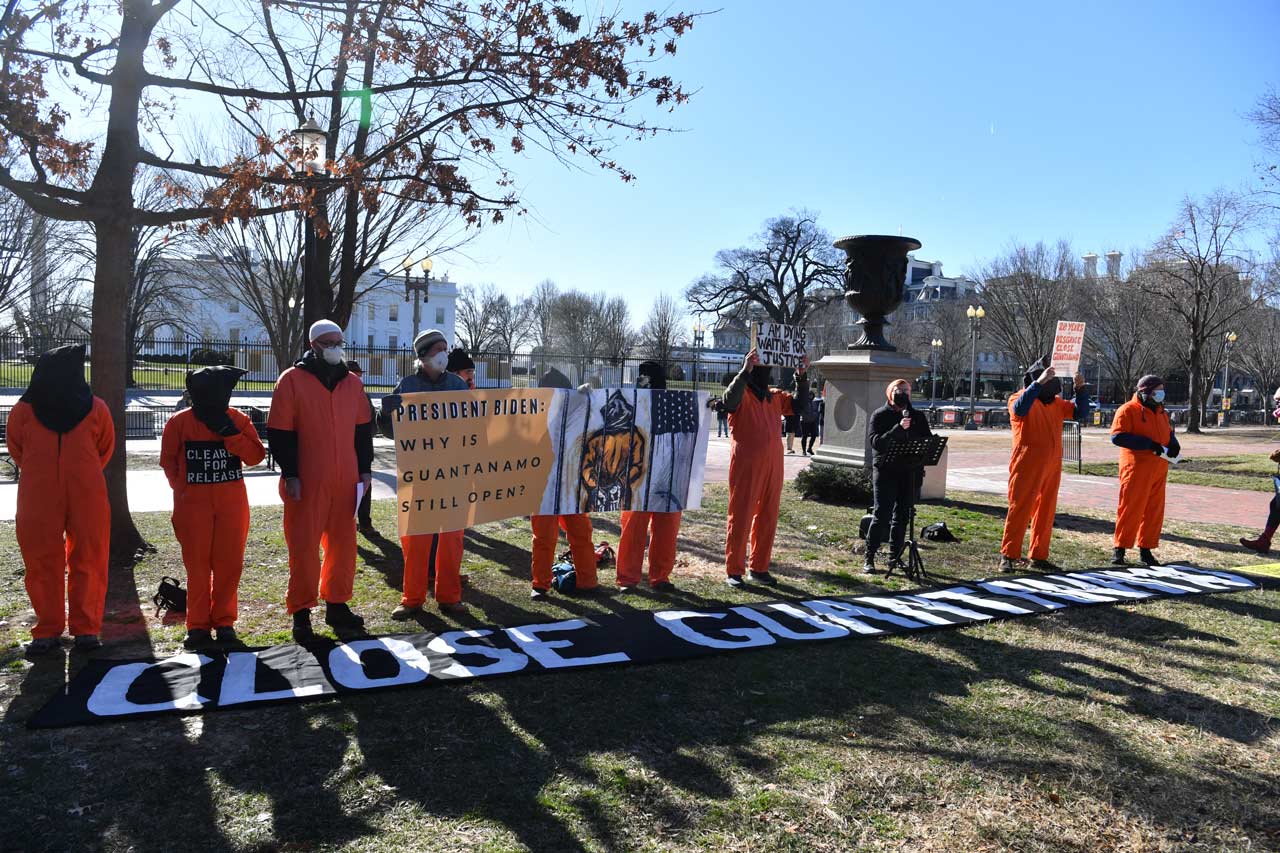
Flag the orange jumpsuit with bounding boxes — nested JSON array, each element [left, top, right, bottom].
[[1001, 393, 1075, 560], [160, 408, 266, 631], [725, 389, 794, 577], [531, 514, 599, 591], [617, 510, 681, 587], [1111, 396, 1173, 550], [9, 398, 114, 639], [268, 367, 371, 613], [400, 530, 465, 606]]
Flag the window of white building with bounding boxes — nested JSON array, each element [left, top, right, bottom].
[[228, 300, 240, 314], [389, 304, 399, 322], [368, 303, 375, 320], [388, 334, 398, 349], [435, 307, 445, 324]]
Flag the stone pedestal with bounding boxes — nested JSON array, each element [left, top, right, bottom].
[[812, 349, 932, 471]]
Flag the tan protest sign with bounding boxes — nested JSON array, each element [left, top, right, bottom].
[[393, 389, 554, 536], [1050, 320, 1087, 379], [751, 321, 807, 369]]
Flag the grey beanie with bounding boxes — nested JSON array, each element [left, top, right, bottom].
[[413, 329, 446, 355]]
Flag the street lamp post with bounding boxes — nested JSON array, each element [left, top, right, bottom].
[[963, 305, 985, 430], [1223, 331, 1238, 427], [402, 257, 433, 336], [692, 322, 706, 391], [290, 118, 330, 331], [930, 338, 942, 406]]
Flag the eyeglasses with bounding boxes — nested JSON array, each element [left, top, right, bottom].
[[316, 340, 345, 349]]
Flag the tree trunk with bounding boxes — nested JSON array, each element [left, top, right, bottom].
[[93, 219, 148, 565], [1186, 342, 1203, 433]]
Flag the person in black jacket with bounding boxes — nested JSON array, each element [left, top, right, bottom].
[[864, 379, 932, 573]]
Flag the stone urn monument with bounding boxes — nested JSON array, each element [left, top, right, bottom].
[[812, 235, 946, 494], [835, 234, 921, 351]]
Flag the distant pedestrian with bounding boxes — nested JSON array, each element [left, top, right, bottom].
[[714, 398, 728, 437], [1239, 387, 1280, 554], [800, 383, 821, 455], [1072, 374, 1091, 427]]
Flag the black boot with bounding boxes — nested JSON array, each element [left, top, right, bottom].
[[1139, 548, 1161, 567], [292, 609, 314, 643], [325, 602, 365, 628], [1111, 548, 1127, 566]]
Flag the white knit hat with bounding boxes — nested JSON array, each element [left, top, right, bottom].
[[308, 319, 342, 341]]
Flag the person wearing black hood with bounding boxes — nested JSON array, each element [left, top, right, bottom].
[[998, 355, 1076, 572], [616, 361, 682, 592], [447, 347, 477, 389], [721, 347, 810, 587], [863, 379, 932, 574], [267, 320, 374, 642], [161, 366, 266, 649], [8, 344, 114, 654]]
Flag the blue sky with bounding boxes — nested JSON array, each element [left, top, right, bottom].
[[443, 0, 1280, 323]]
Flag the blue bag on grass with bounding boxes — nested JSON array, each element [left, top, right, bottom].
[[551, 561, 577, 593]]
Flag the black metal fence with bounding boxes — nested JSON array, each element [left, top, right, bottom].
[[0, 333, 754, 394]]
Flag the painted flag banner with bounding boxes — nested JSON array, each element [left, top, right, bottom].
[[1050, 320, 1087, 378], [391, 388, 710, 536], [27, 564, 1257, 729], [751, 322, 807, 369]]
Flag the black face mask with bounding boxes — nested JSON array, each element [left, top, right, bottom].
[[891, 391, 910, 409], [1038, 377, 1061, 403]]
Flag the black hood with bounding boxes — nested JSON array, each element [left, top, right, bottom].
[[296, 348, 349, 391], [1023, 354, 1051, 388], [21, 344, 93, 434], [447, 347, 475, 373], [187, 365, 246, 432], [539, 367, 573, 390], [637, 361, 667, 390], [748, 365, 773, 401]]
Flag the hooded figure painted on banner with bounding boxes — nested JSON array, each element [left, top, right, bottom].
[[9, 344, 115, 654], [579, 389, 646, 512], [616, 360, 685, 592], [161, 365, 265, 650], [529, 366, 598, 599]]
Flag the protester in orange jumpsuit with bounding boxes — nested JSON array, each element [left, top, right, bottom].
[[268, 320, 374, 642], [999, 356, 1076, 572], [378, 329, 471, 617], [529, 368, 599, 599], [722, 347, 810, 588], [1110, 375, 1179, 567], [617, 361, 681, 593], [161, 366, 266, 649], [9, 344, 114, 655]]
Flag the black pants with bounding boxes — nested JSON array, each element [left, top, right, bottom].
[[801, 421, 819, 453], [866, 466, 919, 559]]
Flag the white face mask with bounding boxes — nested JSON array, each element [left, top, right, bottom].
[[321, 345, 345, 366], [422, 348, 448, 371]]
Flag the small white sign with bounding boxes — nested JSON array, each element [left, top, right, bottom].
[[751, 322, 808, 369], [1050, 320, 1087, 379]]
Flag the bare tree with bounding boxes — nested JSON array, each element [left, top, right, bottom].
[[527, 279, 560, 354], [599, 296, 634, 363], [1249, 84, 1280, 204], [12, 276, 90, 342], [456, 283, 502, 352], [1079, 257, 1180, 402], [926, 301, 973, 401], [0, 190, 68, 322], [193, 212, 307, 372], [1140, 191, 1270, 432], [488, 293, 534, 355], [552, 290, 609, 362], [1236, 304, 1280, 422], [974, 240, 1078, 373], [685, 211, 843, 327], [638, 293, 686, 367]]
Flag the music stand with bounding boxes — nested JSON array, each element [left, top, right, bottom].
[[873, 434, 948, 581]]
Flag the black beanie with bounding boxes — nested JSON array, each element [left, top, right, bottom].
[[446, 347, 475, 373]]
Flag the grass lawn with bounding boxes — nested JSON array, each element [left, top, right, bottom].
[[1079, 454, 1278, 493], [0, 484, 1277, 851]]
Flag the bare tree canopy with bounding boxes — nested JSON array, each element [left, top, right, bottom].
[[1139, 190, 1270, 432], [488, 292, 534, 355], [685, 211, 842, 327], [974, 240, 1078, 374], [456, 283, 503, 353], [638, 293, 686, 366], [1078, 253, 1179, 401], [1235, 303, 1280, 423], [0, 0, 696, 561]]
